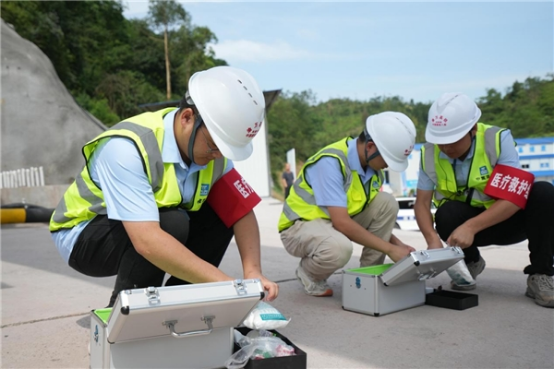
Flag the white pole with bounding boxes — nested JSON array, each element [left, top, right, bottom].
[[25, 169, 31, 188], [30, 167, 36, 187], [11, 170, 17, 188], [39, 166, 45, 186], [34, 167, 40, 187]]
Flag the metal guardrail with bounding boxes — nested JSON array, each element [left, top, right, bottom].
[[0, 167, 45, 189]]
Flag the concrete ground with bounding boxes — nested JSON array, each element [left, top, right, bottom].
[[1, 197, 553, 369]]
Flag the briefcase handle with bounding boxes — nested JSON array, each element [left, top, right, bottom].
[[163, 315, 215, 338]]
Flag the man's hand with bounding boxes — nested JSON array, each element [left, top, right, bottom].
[[245, 272, 279, 301], [426, 234, 444, 250], [388, 234, 416, 262], [427, 241, 444, 250], [447, 224, 476, 249], [387, 244, 415, 263]]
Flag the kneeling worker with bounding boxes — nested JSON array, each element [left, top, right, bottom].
[[50, 66, 279, 306], [414, 92, 554, 307], [278, 112, 418, 297]]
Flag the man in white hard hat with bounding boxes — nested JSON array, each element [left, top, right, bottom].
[[278, 112, 417, 297], [415, 92, 554, 308], [50, 66, 279, 306]]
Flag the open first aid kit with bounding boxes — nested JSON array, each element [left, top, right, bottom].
[[90, 279, 264, 369], [342, 247, 465, 316]]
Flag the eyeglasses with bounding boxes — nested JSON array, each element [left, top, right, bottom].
[[199, 126, 220, 154]]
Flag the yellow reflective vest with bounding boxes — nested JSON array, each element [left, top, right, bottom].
[[50, 108, 227, 231], [420, 123, 505, 209], [278, 137, 384, 232]]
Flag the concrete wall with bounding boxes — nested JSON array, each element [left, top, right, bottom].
[[0, 19, 107, 188]]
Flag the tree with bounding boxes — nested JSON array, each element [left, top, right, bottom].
[[148, 0, 189, 100], [1, 0, 128, 95], [172, 26, 226, 93]]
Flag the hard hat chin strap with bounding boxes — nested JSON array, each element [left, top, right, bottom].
[[366, 148, 381, 163], [187, 115, 204, 164], [364, 133, 381, 164]]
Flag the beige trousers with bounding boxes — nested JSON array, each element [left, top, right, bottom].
[[280, 192, 398, 281]]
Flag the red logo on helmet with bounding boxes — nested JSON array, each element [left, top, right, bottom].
[[404, 144, 414, 156], [246, 121, 263, 138], [431, 115, 448, 127]]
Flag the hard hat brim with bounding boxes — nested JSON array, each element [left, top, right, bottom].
[[384, 157, 409, 172], [379, 149, 409, 172], [425, 128, 469, 145], [208, 127, 253, 161]]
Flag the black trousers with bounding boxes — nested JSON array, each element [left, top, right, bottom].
[[434, 181, 554, 276], [68, 204, 234, 307]]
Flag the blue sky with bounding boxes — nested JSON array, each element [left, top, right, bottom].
[[123, 0, 553, 104]]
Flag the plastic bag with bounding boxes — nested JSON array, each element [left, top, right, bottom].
[[225, 329, 296, 369], [446, 259, 476, 288], [241, 301, 291, 330]]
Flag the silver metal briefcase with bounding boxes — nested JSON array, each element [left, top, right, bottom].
[[342, 247, 464, 316], [90, 279, 264, 369]]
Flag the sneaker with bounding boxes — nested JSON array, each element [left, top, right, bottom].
[[451, 256, 486, 291], [295, 264, 333, 297], [526, 274, 554, 308]]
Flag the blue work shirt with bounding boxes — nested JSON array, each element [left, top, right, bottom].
[[306, 138, 376, 208], [417, 130, 520, 191], [52, 109, 233, 263]]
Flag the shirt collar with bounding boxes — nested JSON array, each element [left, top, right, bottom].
[[162, 109, 206, 171], [347, 137, 376, 183]]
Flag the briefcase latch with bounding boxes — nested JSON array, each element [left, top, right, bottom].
[[233, 279, 248, 295], [145, 286, 160, 305]]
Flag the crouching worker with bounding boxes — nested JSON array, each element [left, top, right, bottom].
[[414, 92, 554, 307], [49, 67, 279, 307], [278, 112, 418, 297]]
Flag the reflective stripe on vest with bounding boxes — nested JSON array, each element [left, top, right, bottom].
[[421, 123, 504, 209], [50, 108, 226, 231], [278, 137, 383, 232]]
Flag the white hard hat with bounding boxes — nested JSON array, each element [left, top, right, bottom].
[[188, 66, 266, 161], [425, 92, 481, 145], [366, 112, 416, 172]]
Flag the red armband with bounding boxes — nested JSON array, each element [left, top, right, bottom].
[[484, 164, 535, 209], [207, 168, 262, 228]]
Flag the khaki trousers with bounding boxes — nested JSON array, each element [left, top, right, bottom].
[[280, 192, 399, 281]]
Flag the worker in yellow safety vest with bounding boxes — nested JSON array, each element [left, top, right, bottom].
[[50, 67, 278, 307], [278, 112, 417, 297], [415, 92, 554, 308]]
